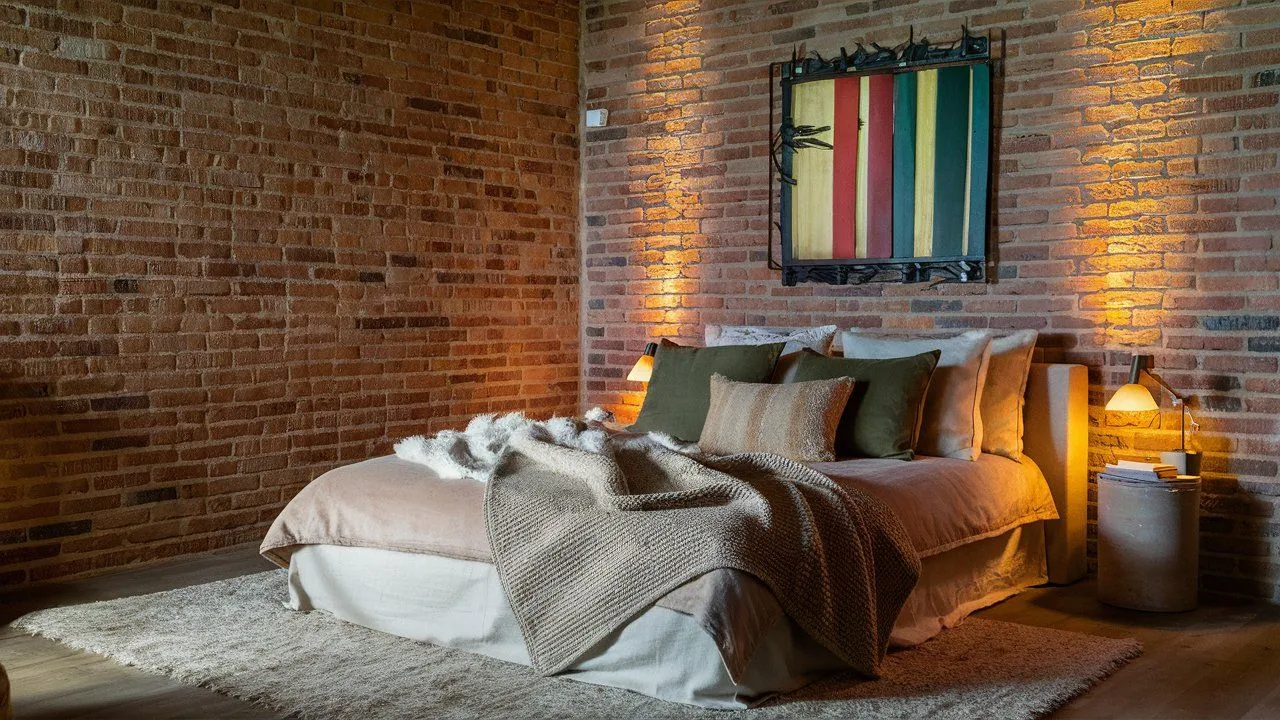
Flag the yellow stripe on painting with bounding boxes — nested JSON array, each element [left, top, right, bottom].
[[855, 76, 870, 258], [913, 69, 938, 258], [961, 68, 973, 255], [792, 79, 835, 260]]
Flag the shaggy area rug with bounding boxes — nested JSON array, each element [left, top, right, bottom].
[[13, 571, 1140, 719]]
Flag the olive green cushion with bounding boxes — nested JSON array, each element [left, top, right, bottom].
[[630, 341, 785, 442], [786, 349, 941, 460]]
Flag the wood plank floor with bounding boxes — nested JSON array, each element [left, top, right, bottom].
[[2, 546, 1278, 719]]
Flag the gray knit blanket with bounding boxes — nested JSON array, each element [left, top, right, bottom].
[[485, 431, 921, 679]]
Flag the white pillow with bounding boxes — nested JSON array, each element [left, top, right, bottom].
[[981, 330, 1038, 461], [840, 329, 993, 461], [707, 325, 838, 383], [705, 325, 837, 355]]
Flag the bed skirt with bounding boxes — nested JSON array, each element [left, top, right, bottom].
[[286, 521, 1046, 708]]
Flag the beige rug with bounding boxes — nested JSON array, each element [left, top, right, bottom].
[[13, 571, 1140, 719]]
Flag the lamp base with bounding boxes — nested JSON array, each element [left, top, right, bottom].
[[1160, 450, 1202, 477]]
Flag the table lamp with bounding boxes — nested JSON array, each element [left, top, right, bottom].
[[1105, 354, 1200, 476], [627, 342, 657, 383]]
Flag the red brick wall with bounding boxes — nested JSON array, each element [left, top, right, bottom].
[[582, 1, 1280, 599], [0, 0, 579, 585]]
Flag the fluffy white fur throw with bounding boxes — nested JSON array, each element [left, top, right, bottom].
[[393, 408, 695, 482]]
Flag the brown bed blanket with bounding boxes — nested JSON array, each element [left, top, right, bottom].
[[485, 433, 919, 677]]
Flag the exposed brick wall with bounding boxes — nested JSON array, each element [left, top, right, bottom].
[[581, 1, 1280, 599], [0, 0, 579, 585]]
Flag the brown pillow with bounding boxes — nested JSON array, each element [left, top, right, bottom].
[[698, 374, 853, 462]]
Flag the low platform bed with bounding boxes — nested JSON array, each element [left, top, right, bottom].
[[262, 363, 1087, 709]]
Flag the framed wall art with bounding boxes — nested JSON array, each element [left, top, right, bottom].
[[769, 28, 996, 286]]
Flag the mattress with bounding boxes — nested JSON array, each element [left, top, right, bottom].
[[262, 452, 1057, 569], [287, 522, 1047, 708]]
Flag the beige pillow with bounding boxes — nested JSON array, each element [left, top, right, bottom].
[[981, 330, 1039, 461], [840, 330, 993, 461], [699, 374, 853, 462]]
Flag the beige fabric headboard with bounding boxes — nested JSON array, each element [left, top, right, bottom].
[[1022, 363, 1089, 585]]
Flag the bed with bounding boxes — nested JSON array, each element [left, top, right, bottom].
[[261, 363, 1087, 709]]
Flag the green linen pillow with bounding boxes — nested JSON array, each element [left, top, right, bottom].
[[630, 340, 786, 442], [787, 349, 941, 460]]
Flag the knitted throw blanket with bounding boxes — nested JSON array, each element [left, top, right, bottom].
[[485, 432, 921, 678]]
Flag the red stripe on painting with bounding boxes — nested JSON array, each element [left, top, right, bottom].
[[865, 74, 894, 259], [831, 77, 860, 259]]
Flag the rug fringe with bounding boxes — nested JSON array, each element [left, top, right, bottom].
[[1032, 639, 1144, 718]]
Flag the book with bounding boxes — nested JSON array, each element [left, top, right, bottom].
[[1104, 460, 1178, 481], [1114, 460, 1178, 473], [1099, 472, 1199, 488]]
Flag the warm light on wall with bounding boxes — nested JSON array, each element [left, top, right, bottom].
[[608, 0, 708, 421]]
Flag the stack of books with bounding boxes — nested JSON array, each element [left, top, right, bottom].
[[1099, 460, 1197, 486]]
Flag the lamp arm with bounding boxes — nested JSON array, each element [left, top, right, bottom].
[[1143, 370, 1187, 452], [1142, 371, 1184, 402]]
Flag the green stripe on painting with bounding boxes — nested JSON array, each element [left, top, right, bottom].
[[892, 73, 917, 259], [791, 79, 835, 260], [931, 66, 969, 257], [964, 64, 990, 256], [913, 69, 937, 258]]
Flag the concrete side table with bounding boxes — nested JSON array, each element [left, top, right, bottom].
[[1097, 474, 1201, 612]]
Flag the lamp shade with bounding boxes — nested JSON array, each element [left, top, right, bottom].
[[1106, 383, 1158, 412], [627, 342, 658, 383], [627, 354, 653, 383]]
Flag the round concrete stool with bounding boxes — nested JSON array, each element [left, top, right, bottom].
[[1097, 474, 1200, 612]]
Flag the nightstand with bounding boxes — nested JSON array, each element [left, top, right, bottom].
[[1097, 474, 1201, 612]]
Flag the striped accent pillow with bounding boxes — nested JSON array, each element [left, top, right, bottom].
[[699, 374, 853, 462]]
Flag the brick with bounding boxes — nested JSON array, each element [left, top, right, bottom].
[[127, 487, 180, 505], [1202, 316, 1280, 332], [0, 0, 582, 588], [580, 0, 1280, 602], [1250, 338, 1280, 353], [89, 395, 150, 412], [1, 0, 1276, 605], [28, 520, 92, 541]]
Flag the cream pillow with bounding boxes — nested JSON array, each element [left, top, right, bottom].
[[705, 325, 838, 355], [840, 330, 993, 461], [981, 330, 1038, 461], [705, 325, 838, 382], [698, 374, 853, 462]]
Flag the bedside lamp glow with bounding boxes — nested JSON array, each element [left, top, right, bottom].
[[627, 342, 658, 383], [1106, 354, 1200, 476]]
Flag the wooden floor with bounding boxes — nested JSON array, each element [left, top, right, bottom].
[[2, 546, 1279, 719]]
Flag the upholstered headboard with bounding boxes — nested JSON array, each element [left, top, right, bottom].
[[1023, 363, 1089, 585]]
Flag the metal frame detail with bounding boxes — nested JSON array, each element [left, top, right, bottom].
[[768, 26, 995, 287]]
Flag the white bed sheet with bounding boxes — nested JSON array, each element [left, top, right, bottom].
[[287, 522, 1046, 709]]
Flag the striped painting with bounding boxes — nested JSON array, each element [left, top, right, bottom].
[[788, 63, 990, 260]]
